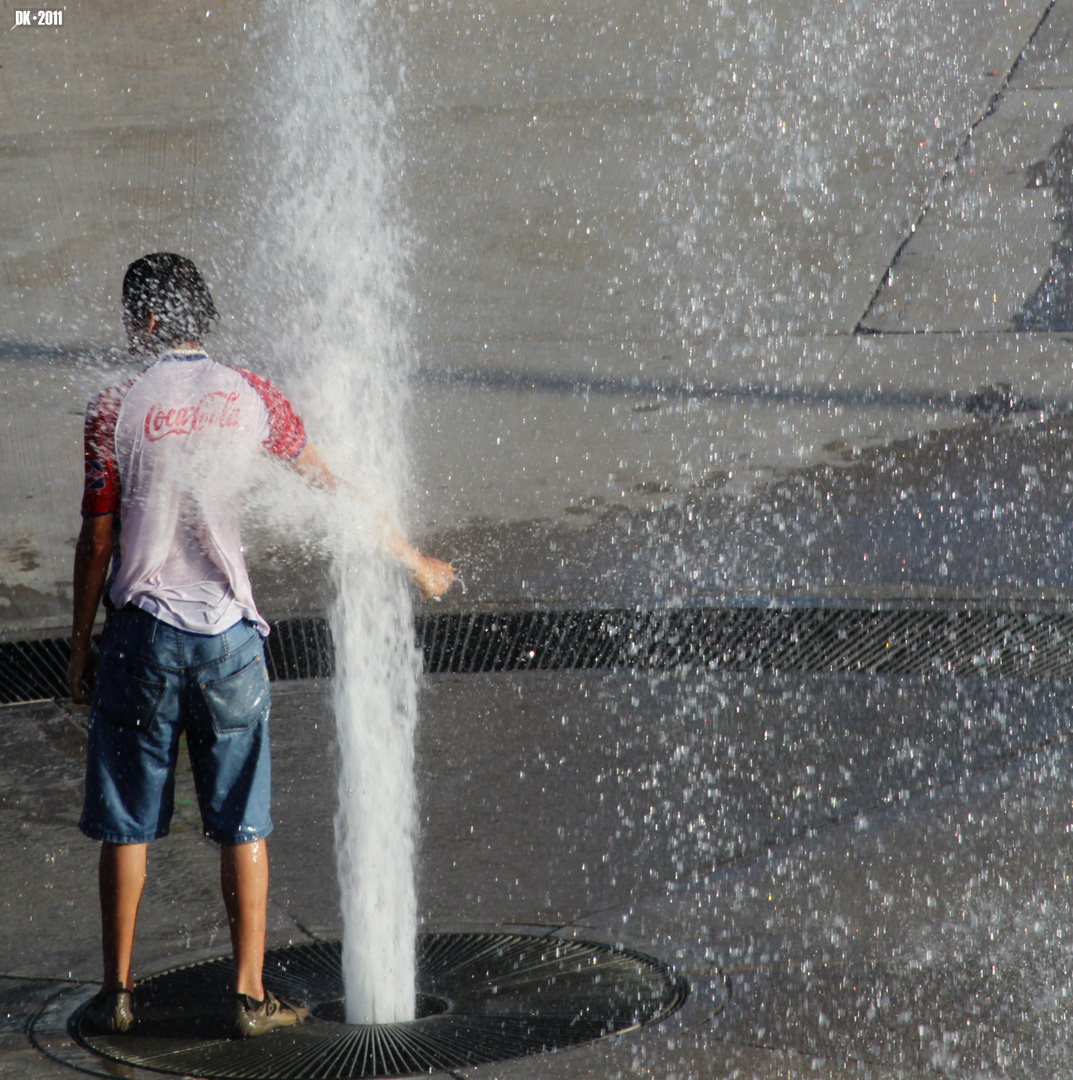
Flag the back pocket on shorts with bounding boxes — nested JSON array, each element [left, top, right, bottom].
[[199, 655, 270, 735], [93, 658, 167, 732]]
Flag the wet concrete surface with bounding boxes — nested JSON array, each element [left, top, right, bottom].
[[9, 375, 1073, 642], [432, 408, 1073, 606], [6, 671, 1073, 1076], [4, 0, 1073, 619]]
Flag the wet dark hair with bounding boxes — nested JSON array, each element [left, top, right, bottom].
[[122, 252, 218, 346]]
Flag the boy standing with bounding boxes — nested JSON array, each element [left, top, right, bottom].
[[68, 253, 453, 1037]]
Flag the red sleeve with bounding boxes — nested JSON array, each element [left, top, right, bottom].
[[80, 385, 125, 517], [236, 368, 307, 459]]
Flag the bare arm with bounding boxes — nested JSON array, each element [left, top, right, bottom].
[[291, 442, 338, 491], [289, 443, 456, 599], [68, 513, 114, 703]]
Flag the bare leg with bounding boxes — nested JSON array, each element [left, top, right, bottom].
[[221, 839, 269, 999], [99, 841, 147, 989]]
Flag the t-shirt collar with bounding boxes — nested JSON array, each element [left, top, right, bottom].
[[160, 347, 209, 361]]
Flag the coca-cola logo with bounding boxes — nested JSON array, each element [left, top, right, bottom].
[[144, 391, 242, 441]]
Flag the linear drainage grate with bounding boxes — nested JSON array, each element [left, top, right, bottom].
[[5, 605, 1073, 705], [67, 934, 687, 1079], [0, 635, 74, 705], [421, 605, 1073, 677], [262, 616, 335, 681]]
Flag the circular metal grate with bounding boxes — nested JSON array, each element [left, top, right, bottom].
[[69, 933, 688, 1079]]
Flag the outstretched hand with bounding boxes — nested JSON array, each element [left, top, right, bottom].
[[290, 442, 457, 598], [409, 555, 456, 600]]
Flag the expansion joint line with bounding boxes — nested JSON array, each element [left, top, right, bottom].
[[853, 0, 1059, 334]]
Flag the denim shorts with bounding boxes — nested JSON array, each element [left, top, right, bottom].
[[80, 605, 273, 846]]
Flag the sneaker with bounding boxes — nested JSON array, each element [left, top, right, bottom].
[[82, 987, 134, 1035], [232, 989, 309, 1039]]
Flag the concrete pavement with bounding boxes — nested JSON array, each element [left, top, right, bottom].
[[4, 0, 1073, 621], [6, 0, 1073, 1077]]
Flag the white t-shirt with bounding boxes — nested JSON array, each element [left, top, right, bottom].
[[81, 349, 307, 636]]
